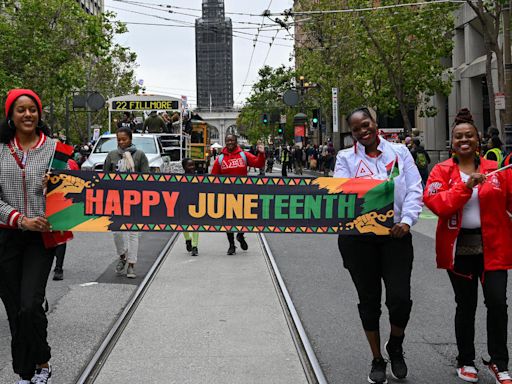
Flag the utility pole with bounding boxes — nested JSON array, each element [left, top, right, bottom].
[[503, 1, 512, 152]]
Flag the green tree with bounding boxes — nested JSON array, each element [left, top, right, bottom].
[[0, 1, 138, 142], [238, 65, 299, 144], [295, 0, 456, 135], [464, 0, 509, 132]]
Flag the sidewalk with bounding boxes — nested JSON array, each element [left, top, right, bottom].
[[94, 232, 308, 384]]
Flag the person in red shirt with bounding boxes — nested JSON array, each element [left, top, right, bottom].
[[424, 108, 512, 384], [211, 134, 265, 254]]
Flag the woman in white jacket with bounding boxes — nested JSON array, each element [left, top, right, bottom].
[[334, 107, 423, 384]]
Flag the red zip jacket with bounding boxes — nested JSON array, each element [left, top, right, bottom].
[[211, 145, 265, 176], [424, 158, 512, 272]]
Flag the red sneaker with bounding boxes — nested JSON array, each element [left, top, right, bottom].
[[456, 365, 478, 382], [486, 362, 512, 384]]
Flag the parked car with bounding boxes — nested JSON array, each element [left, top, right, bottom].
[[81, 133, 174, 172]]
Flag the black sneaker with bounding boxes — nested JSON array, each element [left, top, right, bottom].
[[236, 233, 248, 250], [368, 357, 387, 383], [185, 240, 192, 252], [191, 247, 198, 256], [52, 269, 63, 281], [385, 341, 407, 379], [227, 244, 236, 255]]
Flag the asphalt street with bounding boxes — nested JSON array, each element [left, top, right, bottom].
[[265, 206, 512, 384], [0, 232, 172, 384], [0, 164, 510, 384]]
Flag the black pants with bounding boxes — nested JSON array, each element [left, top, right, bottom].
[[226, 232, 244, 245], [281, 161, 288, 177], [448, 253, 509, 370], [53, 243, 66, 271], [338, 234, 414, 331], [0, 230, 54, 379]]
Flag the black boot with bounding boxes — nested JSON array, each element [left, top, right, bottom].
[[236, 233, 248, 250], [227, 243, 236, 255], [191, 246, 198, 256], [185, 240, 192, 252], [53, 269, 63, 281]]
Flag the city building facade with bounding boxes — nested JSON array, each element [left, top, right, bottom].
[[419, 3, 498, 160], [195, 0, 234, 111], [77, 0, 103, 16]]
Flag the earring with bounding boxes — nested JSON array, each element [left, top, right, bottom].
[[7, 120, 13, 129]]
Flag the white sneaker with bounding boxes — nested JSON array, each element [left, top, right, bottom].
[[126, 265, 136, 278], [31, 363, 52, 383], [16, 380, 31, 384], [456, 365, 478, 382], [486, 362, 512, 384]]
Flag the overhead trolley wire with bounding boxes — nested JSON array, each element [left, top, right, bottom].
[[235, 0, 274, 105]]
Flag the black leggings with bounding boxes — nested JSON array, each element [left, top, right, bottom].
[[226, 232, 244, 245], [338, 234, 414, 331], [53, 243, 66, 271], [0, 230, 53, 379], [448, 253, 508, 370]]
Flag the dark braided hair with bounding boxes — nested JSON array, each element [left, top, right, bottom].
[[451, 108, 481, 167], [346, 106, 377, 125]]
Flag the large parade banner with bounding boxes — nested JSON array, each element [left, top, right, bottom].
[[46, 171, 395, 235]]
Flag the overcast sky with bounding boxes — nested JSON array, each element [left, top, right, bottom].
[[104, 0, 294, 108]]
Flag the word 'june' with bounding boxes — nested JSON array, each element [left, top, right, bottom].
[[188, 193, 356, 220], [85, 189, 179, 217]]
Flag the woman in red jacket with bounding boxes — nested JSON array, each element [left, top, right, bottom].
[[424, 108, 512, 384], [211, 134, 265, 254]]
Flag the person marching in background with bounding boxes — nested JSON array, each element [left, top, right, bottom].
[[182, 157, 200, 256], [334, 107, 423, 384], [104, 127, 149, 279], [410, 138, 431, 188], [424, 108, 512, 384], [0, 89, 59, 384], [211, 134, 265, 255], [484, 135, 504, 166]]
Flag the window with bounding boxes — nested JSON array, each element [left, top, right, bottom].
[[94, 137, 157, 154]]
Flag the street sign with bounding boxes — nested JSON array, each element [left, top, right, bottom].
[[111, 99, 179, 111], [495, 92, 506, 110], [332, 88, 339, 133], [92, 128, 100, 141], [283, 89, 299, 106], [280, 114, 287, 124], [87, 92, 105, 111]]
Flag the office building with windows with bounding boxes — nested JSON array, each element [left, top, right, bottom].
[[78, 0, 103, 16]]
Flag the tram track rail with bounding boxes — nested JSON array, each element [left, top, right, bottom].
[[76, 233, 179, 384], [76, 231, 326, 384], [259, 233, 328, 384]]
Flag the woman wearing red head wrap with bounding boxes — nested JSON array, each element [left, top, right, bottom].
[[0, 89, 55, 384]]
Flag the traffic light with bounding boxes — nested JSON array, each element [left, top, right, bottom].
[[277, 125, 284, 135], [262, 113, 269, 125], [312, 109, 319, 128]]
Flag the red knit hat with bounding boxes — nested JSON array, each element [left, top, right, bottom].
[[4, 89, 43, 119]]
